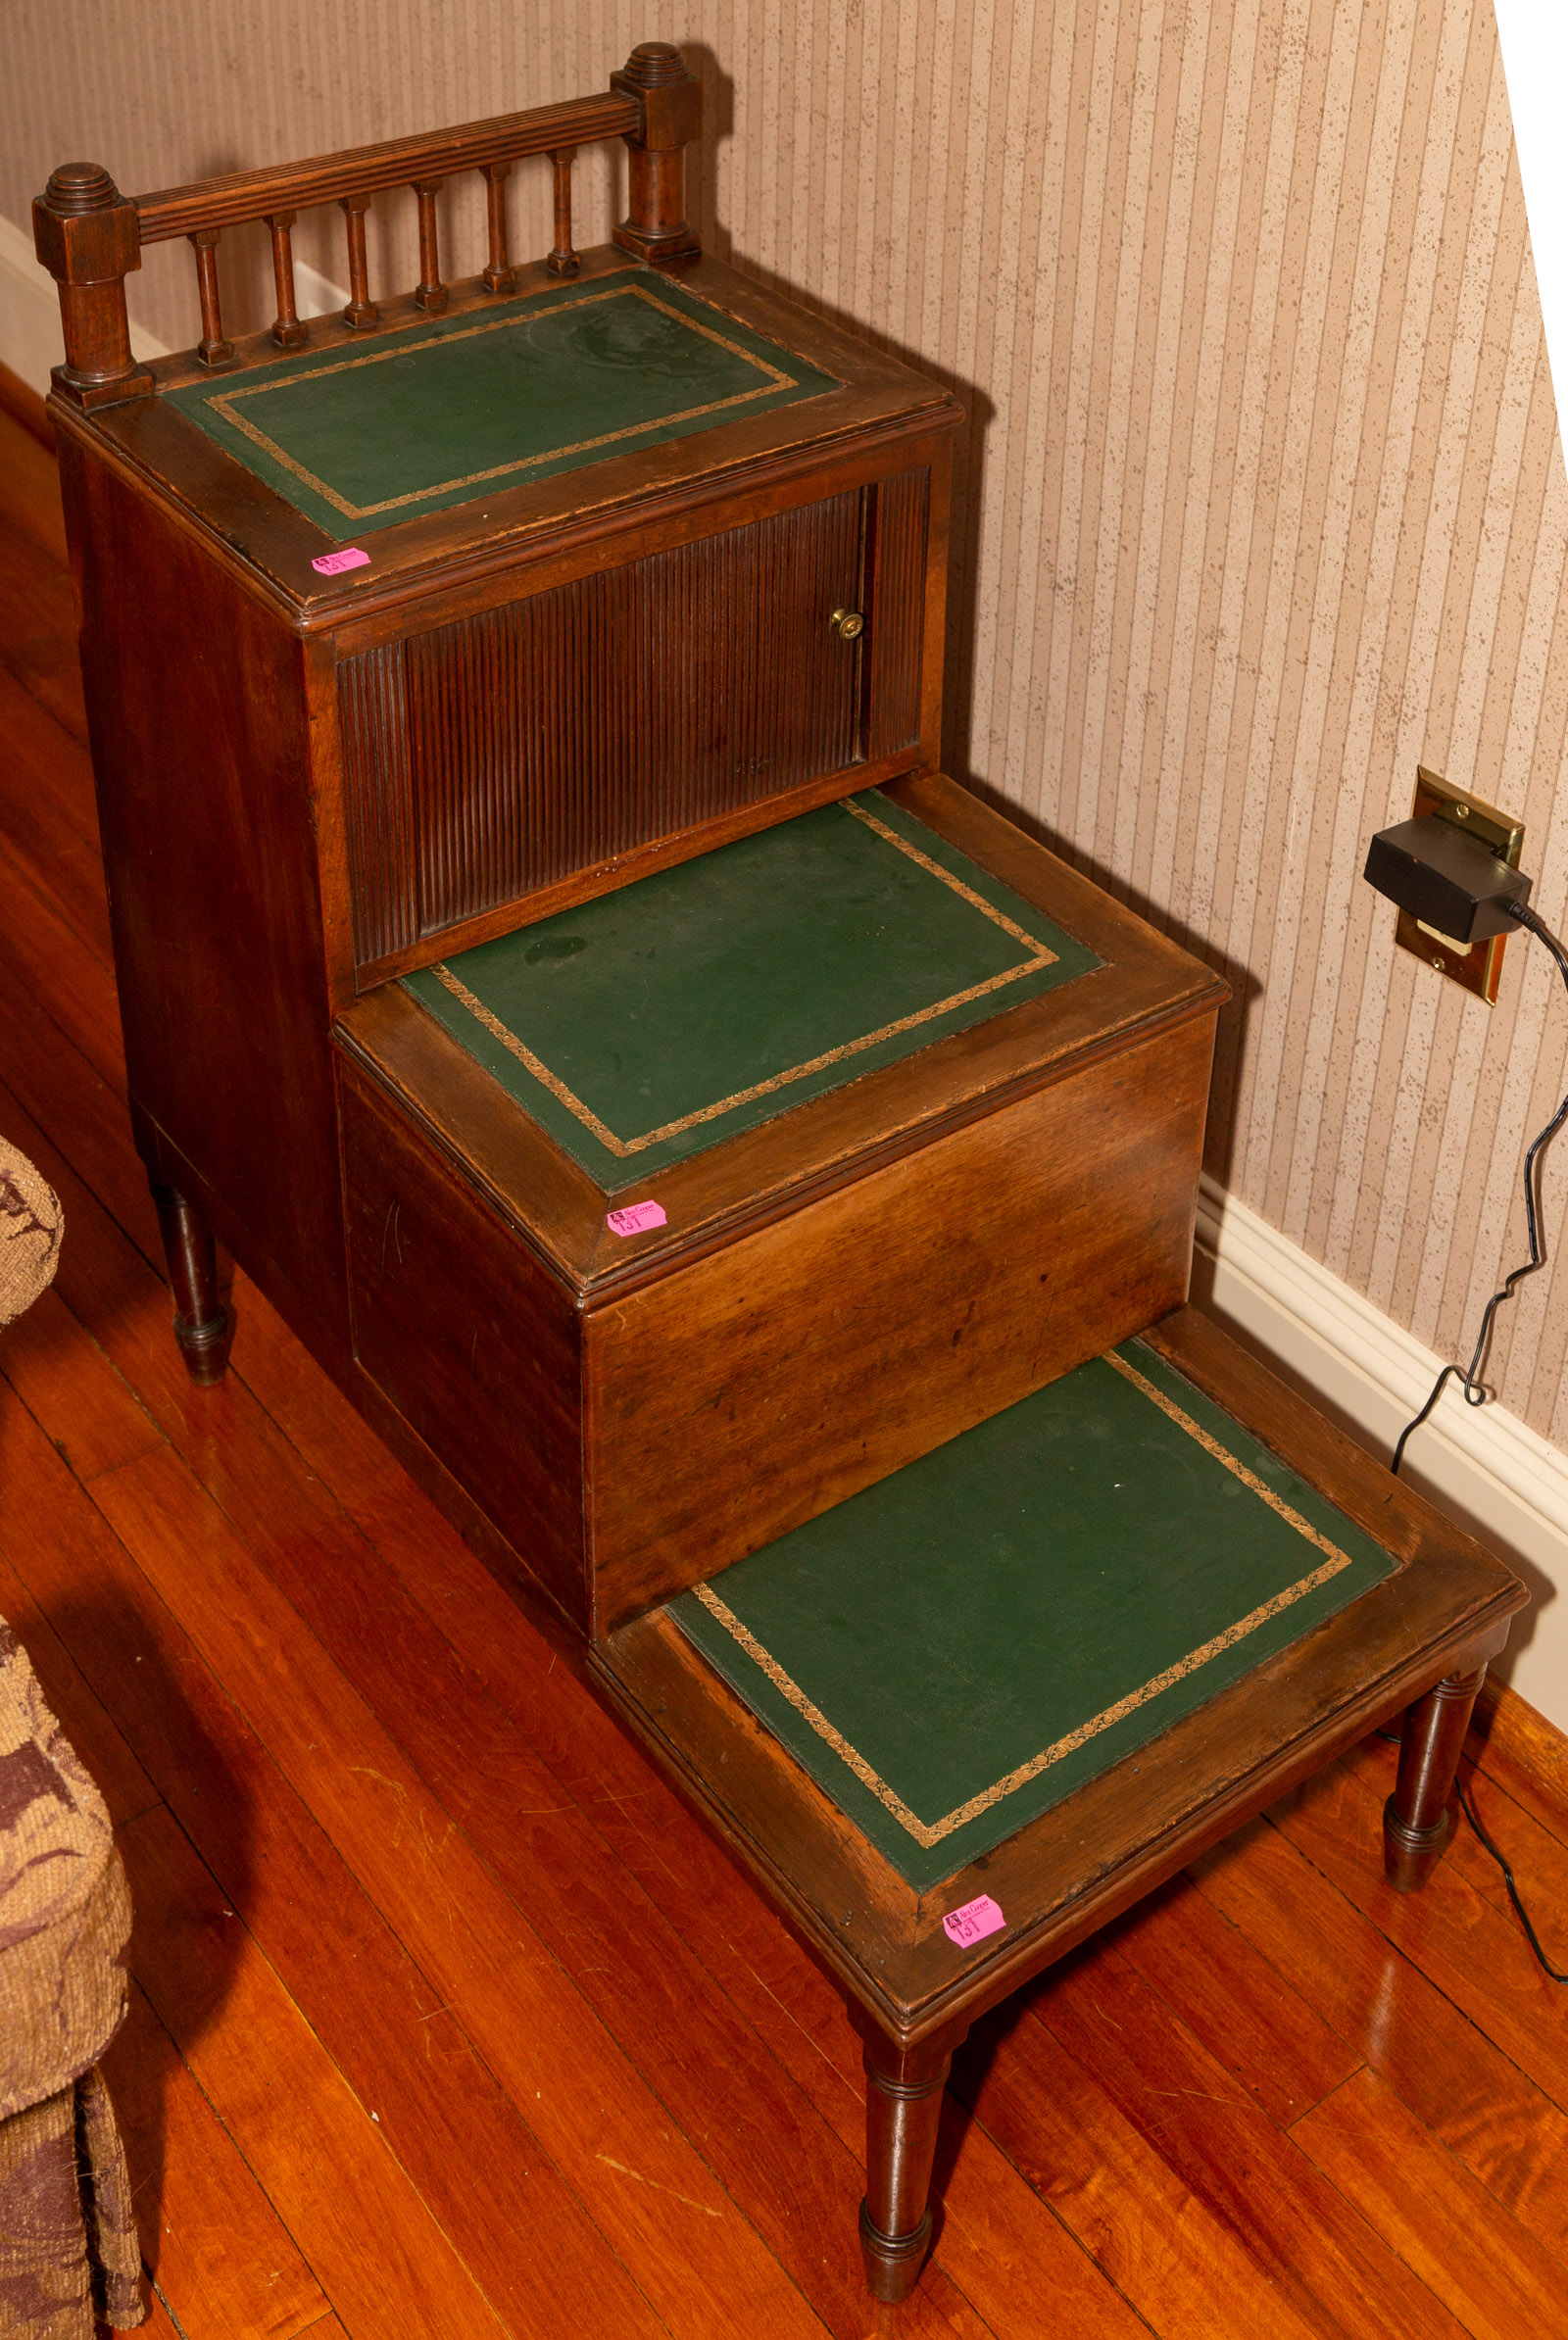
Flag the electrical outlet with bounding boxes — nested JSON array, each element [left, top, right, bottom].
[[1394, 767, 1525, 1004]]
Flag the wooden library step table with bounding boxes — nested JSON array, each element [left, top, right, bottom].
[[333, 768, 1226, 1635], [31, 67, 1520, 2307], [590, 1304, 1524, 2302]]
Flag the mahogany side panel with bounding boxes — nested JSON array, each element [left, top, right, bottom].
[[863, 467, 929, 761], [338, 1062, 590, 1629], [584, 1009, 1218, 1631], [338, 488, 866, 969], [59, 437, 347, 1348]]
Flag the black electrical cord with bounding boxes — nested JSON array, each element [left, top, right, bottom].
[[1454, 1775, 1568, 1980], [1391, 900, 1568, 1478], [1382, 898, 1568, 1979], [1373, 1726, 1567, 1978]]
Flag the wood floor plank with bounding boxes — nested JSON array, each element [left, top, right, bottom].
[[0, 1015, 153, 1272], [0, 512, 87, 744], [956, 2007, 1325, 2340], [103, 1978, 331, 2340], [120, 1802, 513, 2340], [1471, 1684, 1568, 1853], [1021, 1943, 1472, 2340], [0, 1284, 166, 1481], [1191, 1814, 1568, 2263], [1268, 1757, 1568, 2116], [1451, 1764, 1568, 1959], [0, 408, 70, 564], [0, 643, 98, 850], [141, 2288, 201, 2337], [0, 663, 112, 958], [0, 839, 124, 1093], [77, 1440, 833, 2340], [1102, 1871, 1363, 2126], [0, 1393, 679, 2340], [0, 1541, 159, 1827], [1292, 2068, 1568, 2340], [931, 2093, 1152, 2340]]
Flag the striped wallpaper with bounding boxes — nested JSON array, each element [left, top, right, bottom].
[[8, 0, 1568, 1439]]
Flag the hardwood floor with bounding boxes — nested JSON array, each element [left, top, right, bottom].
[[3, 380, 1568, 2339]]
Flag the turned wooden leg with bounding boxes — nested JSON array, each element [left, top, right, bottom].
[[858, 2030, 955, 2304], [152, 1183, 230, 1386], [1384, 1663, 1488, 1891]]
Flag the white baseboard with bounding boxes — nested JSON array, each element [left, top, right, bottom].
[[1, 210, 346, 394], [1194, 1172, 1568, 1730]]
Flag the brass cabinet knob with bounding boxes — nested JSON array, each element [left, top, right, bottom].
[[830, 606, 864, 641]]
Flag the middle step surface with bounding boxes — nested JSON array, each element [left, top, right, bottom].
[[332, 770, 1228, 1636]]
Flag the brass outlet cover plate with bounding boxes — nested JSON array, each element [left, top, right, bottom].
[[1394, 765, 1525, 1005]]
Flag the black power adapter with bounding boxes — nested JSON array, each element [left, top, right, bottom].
[[1360, 805, 1554, 1478], [1361, 801, 1568, 1982], [1363, 811, 1531, 945]]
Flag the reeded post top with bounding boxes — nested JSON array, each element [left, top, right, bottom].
[[43, 162, 122, 216], [619, 42, 689, 87]]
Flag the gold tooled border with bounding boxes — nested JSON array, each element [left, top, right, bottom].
[[427, 797, 1060, 1158], [204, 284, 803, 519], [690, 1348, 1367, 1850]]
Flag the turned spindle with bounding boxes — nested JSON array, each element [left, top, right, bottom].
[[340, 196, 379, 329], [189, 229, 232, 367], [548, 148, 579, 277], [414, 180, 448, 313], [265, 213, 309, 349], [482, 162, 515, 293]]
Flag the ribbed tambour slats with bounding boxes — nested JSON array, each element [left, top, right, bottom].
[[337, 489, 864, 957], [337, 643, 416, 968]]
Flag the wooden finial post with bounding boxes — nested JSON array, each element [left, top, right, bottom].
[[610, 43, 702, 266], [31, 163, 154, 409]]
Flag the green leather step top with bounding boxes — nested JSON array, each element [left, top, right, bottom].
[[165, 269, 841, 537], [669, 1340, 1400, 1886], [403, 790, 1101, 1187]]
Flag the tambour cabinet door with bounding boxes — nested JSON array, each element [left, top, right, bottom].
[[337, 468, 932, 982]]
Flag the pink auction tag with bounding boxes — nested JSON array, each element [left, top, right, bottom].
[[311, 546, 371, 575], [606, 1200, 667, 1238], [942, 1894, 1005, 1948]]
